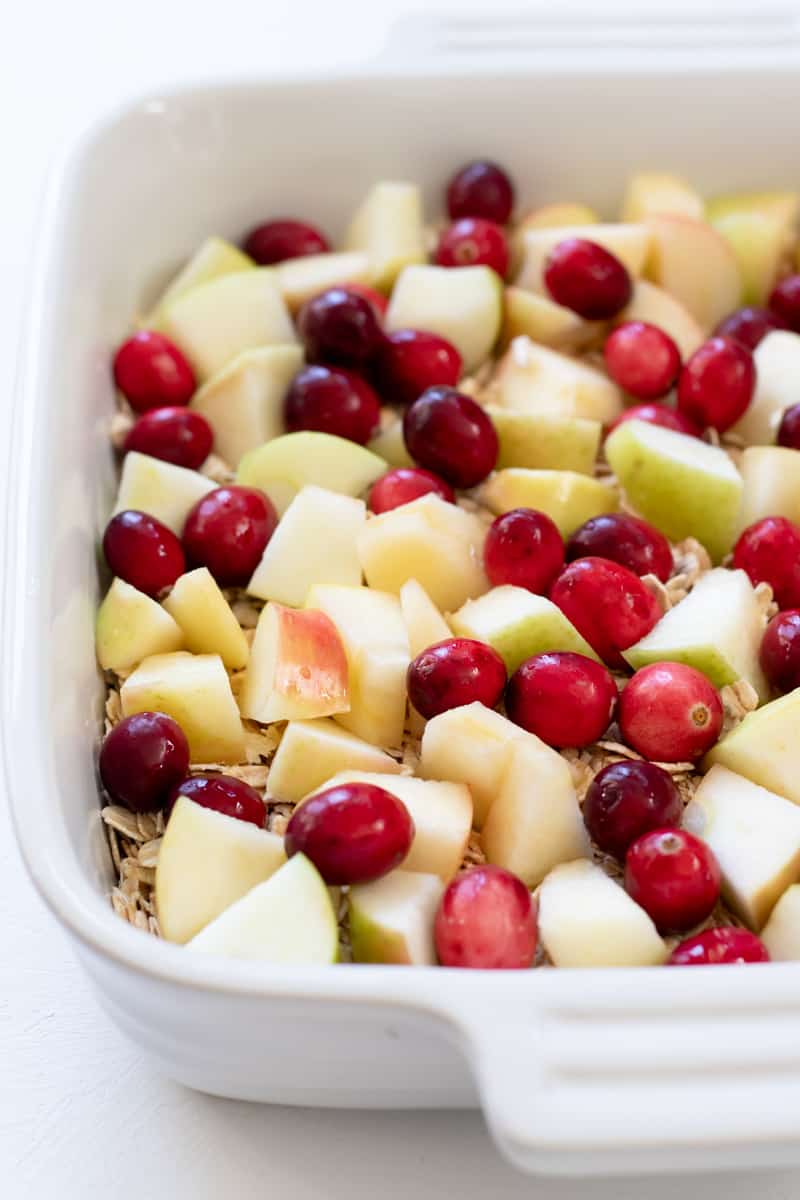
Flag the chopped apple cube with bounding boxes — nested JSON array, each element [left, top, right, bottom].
[[112, 451, 215, 535], [516, 223, 650, 294], [450, 585, 598, 674], [614, 280, 705, 360], [760, 884, 800, 960], [399, 579, 451, 657], [517, 202, 600, 232], [737, 446, 800, 529], [490, 336, 623, 424], [267, 718, 401, 804], [367, 420, 415, 469], [731, 331, 800, 446], [707, 191, 799, 305], [481, 469, 619, 539], [487, 407, 601, 475], [237, 431, 386, 517], [96, 578, 184, 673], [645, 215, 742, 329], [344, 181, 426, 291], [501, 287, 601, 352], [275, 251, 371, 312], [144, 236, 254, 329], [385, 264, 502, 373], [703, 686, 800, 805], [349, 870, 444, 965], [162, 567, 249, 671], [621, 172, 704, 223]]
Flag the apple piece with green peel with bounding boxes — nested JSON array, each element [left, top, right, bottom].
[[760, 884, 800, 960], [645, 215, 742, 329], [189, 345, 302, 468], [623, 568, 769, 701], [247, 486, 365, 606], [156, 796, 285, 944], [730, 331, 800, 446], [501, 287, 601, 352], [518, 202, 600, 232], [614, 280, 705, 360], [385, 264, 502, 373], [159, 268, 297, 382], [144, 236, 254, 329], [187, 853, 338, 963], [487, 406, 601, 475], [96, 578, 184, 673], [481, 469, 619, 539], [605, 418, 743, 563], [491, 337, 623, 424], [621, 172, 704, 223], [162, 567, 249, 671], [358, 493, 489, 612], [516, 223, 651, 293], [367, 420, 415, 469], [450, 585, 600, 674], [737, 446, 800, 529], [237, 431, 387, 517], [344, 181, 426, 291], [113, 451, 215, 535], [349, 870, 444, 965], [275, 251, 371, 312], [399, 578, 451, 656], [684, 764, 800, 930], [121, 651, 245, 763], [306, 584, 410, 749], [703, 686, 800, 805], [267, 718, 401, 804], [538, 859, 667, 967]]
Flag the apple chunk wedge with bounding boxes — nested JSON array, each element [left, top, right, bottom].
[[344, 181, 426, 291], [399, 579, 451, 657], [349, 870, 444, 965], [703, 686, 800, 805], [162, 567, 249, 671], [113, 451, 215, 535], [386, 264, 502, 373], [731, 331, 800, 446], [450, 586, 599, 674], [96, 578, 184, 673], [481, 469, 619, 539], [645, 215, 742, 329], [487, 407, 601, 475], [144, 236, 254, 329], [237, 431, 386, 517], [621, 172, 704, 223], [491, 336, 623, 425], [276, 251, 370, 312], [737, 446, 800, 530], [614, 280, 704, 360], [367, 420, 415, 469], [761, 885, 800, 960], [501, 287, 601, 352], [267, 718, 401, 804]]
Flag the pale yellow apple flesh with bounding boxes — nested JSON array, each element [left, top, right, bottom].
[[644, 215, 742, 329], [481, 468, 619, 539], [707, 190, 799, 305], [703, 686, 800, 805], [621, 172, 704, 224], [737, 446, 800, 530], [399, 578, 451, 657], [614, 279, 705, 360], [517, 202, 600, 232], [487, 406, 601, 475], [760, 884, 800, 960], [367, 420, 415, 469], [385, 264, 502, 373], [501, 287, 601, 352], [237, 431, 386, 517], [96, 578, 184, 673], [275, 251, 370, 312], [163, 567, 249, 671], [490, 336, 623, 424], [113, 451, 215, 535], [144, 236, 254, 330], [266, 718, 401, 804], [348, 870, 444, 965], [731, 331, 800, 446], [344, 181, 426, 291]]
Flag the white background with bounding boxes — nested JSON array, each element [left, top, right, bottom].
[[2, 2, 800, 1196]]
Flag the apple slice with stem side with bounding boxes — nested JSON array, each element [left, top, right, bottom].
[[162, 567, 249, 671], [613, 279, 705, 361], [267, 717, 401, 805], [621, 172, 704, 224], [237, 431, 387, 517], [486, 407, 601, 475], [385, 264, 502, 373], [113, 451, 215, 535], [703, 685, 800, 805], [730, 330, 800, 446], [760, 884, 800, 960], [515, 223, 651, 293], [481, 468, 619, 539], [96, 578, 184, 673], [349, 870, 444, 965], [275, 251, 371, 312], [143, 236, 254, 330], [344, 181, 426, 291], [737, 446, 800, 530], [490, 336, 623, 424], [644, 215, 742, 329]]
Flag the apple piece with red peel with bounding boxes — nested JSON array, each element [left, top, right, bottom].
[[349, 870, 444, 965], [730, 330, 800, 446], [96, 578, 184, 673], [619, 662, 723, 762], [644, 215, 742, 329], [487, 407, 601, 476], [703, 685, 800, 804], [604, 321, 681, 400], [237, 431, 387, 518], [144, 236, 255, 330], [434, 865, 538, 969], [492, 336, 623, 424], [113, 451, 215, 536], [760, 884, 800, 960], [515, 223, 650, 294], [267, 718, 401, 805], [501, 287, 602, 352], [162, 567, 249, 671], [450, 586, 599, 675], [737, 447, 800, 532], [275, 251, 371, 312], [385, 264, 502, 373], [482, 469, 619, 540], [621, 172, 704, 224], [614, 280, 704, 361], [344, 182, 426, 291], [550, 557, 661, 670]]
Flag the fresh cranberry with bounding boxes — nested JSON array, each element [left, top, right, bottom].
[[505, 652, 617, 748], [715, 306, 787, 350], [298, 287, 382, 367], [242, 219, 329, 264], [760, 609, 800, 692], [99, 712, 189, 813], [583, 760, 683, 861], [566, 513, 673, 584], [436, 218, 509, 277], [618, 662, 723, 762], [549, 557, 661, 670], [607, 403, 701, 439], [369, 467, 455, 513], [123, 406, 213, 469], [677, 336, 755, 432], [407, 638, 507, 720], [373, 329, 462, 407], [284, 782, 414, 885], [182, 486, 277, 586], [604, 322, 681, 399], [339, 282, 388, 319], [668, 927, 770, 966], [166, 773, 266, 827], [777, 403, 800, 449], [544, 238, 632, 319], [403, 387, 498, 488], [733, 517, 800, 609], [284, 365, 380, 444], [102, 510, 185, 598], [446, 160, 514, 224], [484, 508, 565, 594], [625, 828, 721, 932], [434, 866, 537, 969], [769, 274, 800, 332], [113, 331, 196, 413]]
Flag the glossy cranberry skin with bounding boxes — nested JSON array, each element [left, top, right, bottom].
[[113, 331, 196, 413], [123, 406, 213, 469], [549, 557, 661, 670], [607, 403, 701, 439], [99, 712, 189, 813], [733, 517, 800, 609], [544, 238, 632, 319], [715, 306, 787, 350], [369, 467, 455, 513], [677, 336, 755, 433], [403, 387, 498, 488], [484, 508, 565, 594], [102, 510, 185, 598], [668, 927, 770, 966], [625, 828, 721, 933], [506, 652, 617, 748], [166, 773, 266, 827], [373, 329, 462, 407], [435, 866, 537, 969], [446, 160, 514, 224], [242, 219, 329, 264], [407, 638, 507, 720], [760, 609, 800, 692], [777, 403, 800, 449], [583, 760, 683, 861], [298, 287, 382, 367], [436, 218, 509, 277], [284, 365, 380, 445], [769, 274, 800, 332], [566, 512, 673, 583], [618, 662, 723, 762], [604, 322, 681, 399], [182, 486, 277, 586], [285, 782, 414, 885]]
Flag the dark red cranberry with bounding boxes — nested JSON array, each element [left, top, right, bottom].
[[446, 160, 515, 224], [733, 517, 800, 609], [285, 365, 380, 444], [166, 773, 266, 827], [544, 238, 632, 319], [760, 609, 800, 692], [436, 218, 509, 277], [583, 760, 683, 861], [298, 287, 382, 367], [625, 828, 721, 932], [373, 329, 462, 407], [407, 638, 507, 720], [182, 486, 277, 587], [123, 407, 213, 469], [566, 513, 673, 583], [242, 219, 329, 264], [769, 274, 800, 332], [369, 467, 455, 513], [668, 927, 770, 965], [715, 306, 787, 350], [403, 387, 498, 488], [102, 510, 185, 598], [99, 712, 189, 813]]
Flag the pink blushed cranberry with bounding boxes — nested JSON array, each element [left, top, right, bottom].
[[668, 927, 770, 965], [677, 336, 755, 433], [618, 662, 723, 762], [436, 218, 509, 277], [435, 866, 537, 969], [604, 322, 681, 399], [102, 510, 185, 598]]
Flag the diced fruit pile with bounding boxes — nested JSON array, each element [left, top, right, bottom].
[[100, 162, 800, 970]]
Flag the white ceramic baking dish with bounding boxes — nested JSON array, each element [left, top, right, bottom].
[[8, 9, 800, 1176]]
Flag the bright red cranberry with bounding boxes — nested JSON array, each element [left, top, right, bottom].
[[484, 508, 565, 594], [373, 329, 462, 407], [604, 322, 681, 399], [505, 652, 617, 748], [166, 773, 266, 826], [583, 760, 683, 861], [284, 365, 380, 444], [434, 866, 537, 969], [760, 609, 800, 692], [544, 238, 632, 319], [715, 306, 787, 350], [242, 219, 329, 264], [182, 486, 277, 586], [436, 218, 509, 277], [298, 287, 382, 367], [777, 403, 800, 449], [668, 927, 770, 966], [123, 406, 213, 469], [446, 160, 514, 224], [549, 557, 661, 670], [618, 662, 723, 762], [769, 274, 800, 332], [284, 782, 414, 885], [733, 517, 800, 609], [677, 336, 755, 432], [369, 467, 455, 513], [102, 510, 185, 598], [565, 512, 673, 583], [625, 828, 721, 932], [99, 712, 189, 813], [113, 331, 195, 413], [403, 387, 498, 488], [339, 282, 388, 319], [407, 638, 507, 720], [607, 403, 700, 439]]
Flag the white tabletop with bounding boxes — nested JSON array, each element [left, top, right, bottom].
[[2, 2, 800, 1195]]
